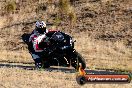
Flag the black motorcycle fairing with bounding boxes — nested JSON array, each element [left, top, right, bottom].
[[21, 31, 86, 69], [50, 32, 64, 42], [39, 31, 74, 50]]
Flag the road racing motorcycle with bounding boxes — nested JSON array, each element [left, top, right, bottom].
[[22, 31, 86, 70]]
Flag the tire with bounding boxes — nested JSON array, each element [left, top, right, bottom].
[[71, 51, 86, 70], [42, 61, 50, 68]]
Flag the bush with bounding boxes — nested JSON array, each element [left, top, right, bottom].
[[54, 16, 61, 26], [59, 0, 76, 26], [59, 0, 70, 13], [4, 1, 16, 14], [68, 10, 76, 25]]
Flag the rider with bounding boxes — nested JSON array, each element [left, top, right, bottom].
[[29, 21, 49, 68]]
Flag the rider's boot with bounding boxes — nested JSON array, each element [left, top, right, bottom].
[[34, 58, 42, 69]]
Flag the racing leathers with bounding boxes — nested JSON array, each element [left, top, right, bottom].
[[29, 29, 49, 68]]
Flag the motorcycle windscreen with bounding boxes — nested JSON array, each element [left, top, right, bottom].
[[50, 32, 64, 42]]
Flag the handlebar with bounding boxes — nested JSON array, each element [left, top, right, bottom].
[[60, 46, 72, 50]]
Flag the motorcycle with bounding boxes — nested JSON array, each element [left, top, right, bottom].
[[22, 31, 86, 70]]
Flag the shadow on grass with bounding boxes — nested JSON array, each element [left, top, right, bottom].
[[0, 62, 127, 74], [0, 62, 77, 73], [0, 63, 35, 70]]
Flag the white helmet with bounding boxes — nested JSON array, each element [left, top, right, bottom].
[[35, 21, 47, 34], [35, 21, 46, 28]]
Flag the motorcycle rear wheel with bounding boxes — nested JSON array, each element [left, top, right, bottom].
[[42, 61, 50, 68]]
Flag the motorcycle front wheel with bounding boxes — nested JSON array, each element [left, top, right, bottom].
[[71, 51, 86, 70]]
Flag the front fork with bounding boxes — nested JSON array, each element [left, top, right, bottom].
[[64, 49, 78, 67]]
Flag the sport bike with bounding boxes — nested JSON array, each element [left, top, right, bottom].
[[22, 31, 86, 69]]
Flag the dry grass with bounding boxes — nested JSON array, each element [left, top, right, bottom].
[[0, 67, 131, 88], [0, 31, 132, 71], [0, 0, 131, 70], [0, 17, 6, 29], [0, 50, 32, 63], [0, 0, 132, 87], [74, 32, 132, 71]]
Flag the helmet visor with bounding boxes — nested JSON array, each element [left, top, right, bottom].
[[37, 27, 46, 34]]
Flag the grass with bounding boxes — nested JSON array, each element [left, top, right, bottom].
[[73, 32, 132, 72], [0, 67, 131, 88], [4, 0, 17, 14], [58, 0, 77, 27], [0, 67, 77, 88], [0, 50, 32, 63], [0, 31, 132, 72], [0, 0, 132, 87], [0, 0, 131, 72]]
